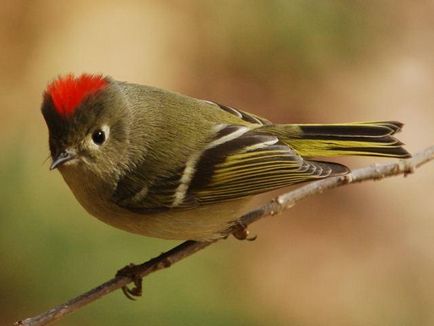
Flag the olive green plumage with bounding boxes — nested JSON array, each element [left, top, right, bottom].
[[258, 121, 408, 157], [41, 74, 410, 240]]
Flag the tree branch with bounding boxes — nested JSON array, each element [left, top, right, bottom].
[[15, 145, 434, 326]]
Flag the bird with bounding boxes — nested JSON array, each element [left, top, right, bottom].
[[41, 73, 411, 242]]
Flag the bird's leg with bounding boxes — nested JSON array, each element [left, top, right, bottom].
[[232, 222, 257, 241], [116, 263, 143, 300]]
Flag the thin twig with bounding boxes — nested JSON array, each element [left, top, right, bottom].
[[15, 145, 434, 326]]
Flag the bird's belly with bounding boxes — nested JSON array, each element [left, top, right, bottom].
[[100, 200, 249, 241], [60, 168, 249, 241]]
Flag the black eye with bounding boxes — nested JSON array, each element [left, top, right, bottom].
[[92, 129, 106, 145]]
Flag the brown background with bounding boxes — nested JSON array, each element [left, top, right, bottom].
[[1, 1, 433, 325]]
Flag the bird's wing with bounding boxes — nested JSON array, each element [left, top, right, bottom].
[[207, 101, 271, 125], [112, 125, 348, 213]]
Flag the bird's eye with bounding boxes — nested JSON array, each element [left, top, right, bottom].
[[91, 129, 106, 145]]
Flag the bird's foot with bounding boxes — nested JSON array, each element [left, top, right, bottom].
[[232, 222, 257, 241], [116, 263, 143, 300]]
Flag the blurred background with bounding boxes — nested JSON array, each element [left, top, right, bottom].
[[1, 1, 433, 325]]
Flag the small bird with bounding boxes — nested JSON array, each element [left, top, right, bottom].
[[41, 74, 410, 241]]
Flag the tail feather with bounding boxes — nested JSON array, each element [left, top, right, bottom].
[[281, 121, 411, 158], [299, 121, 403, 137]]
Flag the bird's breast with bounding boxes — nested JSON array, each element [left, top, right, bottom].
[[58, 166, 250, 241]]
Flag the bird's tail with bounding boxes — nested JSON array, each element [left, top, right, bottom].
[[262, 121, 411, 158]]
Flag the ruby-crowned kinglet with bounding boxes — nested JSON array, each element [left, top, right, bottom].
[[41, 74, 410, 241]]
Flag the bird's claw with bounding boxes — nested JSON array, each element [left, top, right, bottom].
[[232, 222, 257, 241], [116, 263, 143, 300]]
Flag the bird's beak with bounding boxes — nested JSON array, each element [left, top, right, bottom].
[[50, 149, 77, 170]]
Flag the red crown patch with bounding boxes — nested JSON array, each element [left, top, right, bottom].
[[46, 74, 107, 116]]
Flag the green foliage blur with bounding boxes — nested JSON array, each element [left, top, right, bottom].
[[1, 1, 433, 325]]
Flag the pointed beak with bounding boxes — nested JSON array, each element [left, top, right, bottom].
[[50, 149, 77, 170]]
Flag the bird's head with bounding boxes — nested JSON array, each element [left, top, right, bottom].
[[41, 74, 130, 178]]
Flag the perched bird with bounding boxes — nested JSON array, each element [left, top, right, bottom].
[[41, 74, 410, 241]]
